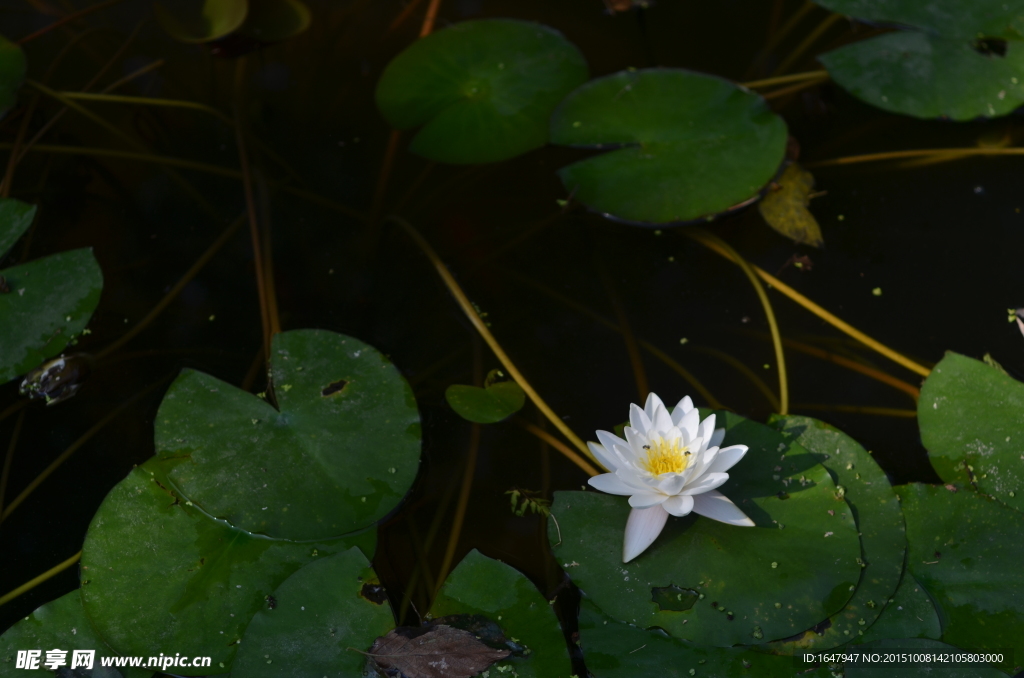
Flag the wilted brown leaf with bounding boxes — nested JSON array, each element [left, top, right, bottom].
[[366, 624, 511, 678], [758, 163, 824, 248]]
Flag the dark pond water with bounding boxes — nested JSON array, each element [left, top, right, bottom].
[[2, 0, 1024, 666]]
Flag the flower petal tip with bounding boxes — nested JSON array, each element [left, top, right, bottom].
[[622, 505, 669, 563]]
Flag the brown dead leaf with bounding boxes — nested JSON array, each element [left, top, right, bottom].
[[366, 624, 511, 678], [758, 163, 824, 248]]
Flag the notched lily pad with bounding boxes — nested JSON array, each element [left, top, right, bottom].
[[445, 369, 525, 423], [154, 329, 421, 540], [856, 572, 941, 644], [758, 163, 824, 248], [375, 19, 588, 164], [550, 68, 788, 225], [366, 625, 510, 678]]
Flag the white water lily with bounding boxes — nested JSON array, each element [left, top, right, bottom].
[[587, 393, 754, 562]]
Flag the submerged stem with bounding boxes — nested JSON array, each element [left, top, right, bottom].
[[0, 551, 82, 607]]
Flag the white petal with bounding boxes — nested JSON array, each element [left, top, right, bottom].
[[654, 473, 687, 496], [644, 393, 666, 421], [629, 492, 669, 508], [588, 442, 620, 473], [623, 505, 669, 563], [692, 490, 755, 526], [708, 427, 726, 449], [663, 494, 695, 517], [651, 402, 674, 433], [703, 445, 748, 475], [681, 472, 730, 495], [623, 426, 647, 457], [696, 413, 716, 450], [690, 446, 717, 478], [616, 468, 656, 491], [629, 403, 653, 433], [588, 473, 635, 496], [671, 396, 694, 425], [678, 407, 700, 443]]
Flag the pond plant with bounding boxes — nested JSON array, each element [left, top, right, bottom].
[[1, 1, 1024, 677]]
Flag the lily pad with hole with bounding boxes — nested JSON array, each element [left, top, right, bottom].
[[0, 33, 26, 118], [549, 68, 788, 225], [918, 351, 1024, 514], [0, 590, 151, 678], [80, 459, 376, 673], [445, 369, 526, 423], [900, 483, 1024, 674], [0, 199, 102, 386], [231, 548, 394, 677], [763, 415, 906, 650], [549, 412, 861, 646], [153, 329, 421, 541], [375, 19, 588, 164], [427, 550, 571, 678], [154, 0, 248, 43], [856, 572, 941, 644]]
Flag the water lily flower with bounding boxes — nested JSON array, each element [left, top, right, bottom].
[[587, 393, 754, 562]]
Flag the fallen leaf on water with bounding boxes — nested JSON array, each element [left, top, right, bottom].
[[759, 163, 824, 248], [365, 624, 511, 678]]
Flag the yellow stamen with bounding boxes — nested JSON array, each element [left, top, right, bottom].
[[640, 438, 692, 476]]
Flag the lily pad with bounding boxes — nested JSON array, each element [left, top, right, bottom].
[[445, 369, 526, 423], [820, 31, 1024, 121], [549, 68, 788, 225], [764, 415, 906, 650], [237, 0, 311, 42], [813, 0, 1024, 42], [0, 33, 26, 118], [232, 548, 394, 677], [427, 549, 571, 678], [375, 19, 588, 164], [918, 351, 1024, 514], [154, 329, 421, 540], [578, 598, 829, 678], [857, 572, 941, 644], [0, 590, 151, 678], [154, 0, 248, 43], [549, 412, 862, 646], [0, 197, 36, 258], [79, 459, 376, 673], [847, 638, 1011, 678], [0, 242, 103, 385], [758, 163, 824, 248], [900, 483, 1024, 674]]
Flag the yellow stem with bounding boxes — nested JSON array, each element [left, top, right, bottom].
[[435, 423, 478, 594], [0, 551, 82, 607], [684, 345, 781, 411], [57, 91, 233, 124], [688, 229, 789, 414], [772, 12, 844, 75], [763, 74, 831, 101], [762, 0, 816, 53], [516, 420, 600, 477], [390, 215, 600, 472], [741, 70, 829, 89], [781, 336, 920, 401], [420, 0, 443, 36], [809, 147, 1024, 167], [0, 410, 25, 514]]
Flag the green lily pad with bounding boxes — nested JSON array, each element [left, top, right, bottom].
[[0, 33, 26, 118], [763, 415, 906, 650], [549, 412, 862, 646], [375, 19, 588, 164], [578, 598, 830, 678], [237, 0, 311, 42], [427, 550, 570, 677], [232, 548, 394, 677], [918, 351, 1024, 514], [549, 68, 788, 225], [445, 369, 526, 423], [813, 0, 1024, 42], [154, 329, 421, 540], [0, 248, 103, 386], [847, 639, 1011, 678], [857, 572, 941, 644], [900, 483, 1024, 674], [80, 459, 376, 673], [0, 590, 151, 678], [0, 197, 36, 258], [820, 32, 1024, 121], [758, 163, 824, 248], [154, 0, 248, 43]]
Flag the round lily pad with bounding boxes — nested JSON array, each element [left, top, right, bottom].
[[820, 32, 1024, 121], [764, 415, 906, 650], [0, 249, 103, 385], [232, 548, 394, 677], [445, 370, 526, 423], [578, 598, 815, 678], [900, 483, 1024, 674], [427, 549, 571, 678], [0, 33, 26, 118], [857, 572, 941, 644], [814, 0, 1024, 42], [80, 459, 376, 673], [154, 0, 248, 43], [918, 351, 1024, 514], [549, 68, 788, 225], [154, 329, 421, 540], [549, 412, 862, 646], [375, 19, 588, 164], [0, 590, 150, 678], [847, 638, 1012, 678]]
